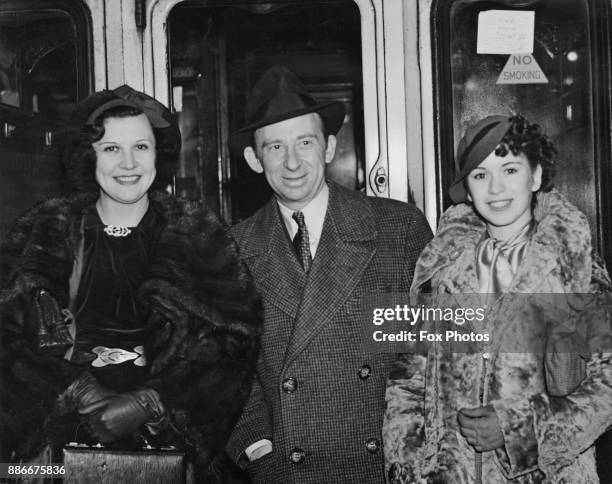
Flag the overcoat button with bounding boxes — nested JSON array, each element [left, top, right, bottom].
[[365, 438, 380, 453], [282, 377, 298, 393], [289, 447, 305, 464], [358, 364, 372, 380]]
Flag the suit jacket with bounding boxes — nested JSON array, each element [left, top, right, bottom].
[[227, 182, 432, 483]]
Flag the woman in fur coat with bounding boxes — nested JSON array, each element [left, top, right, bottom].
[[383, 115, 612, 483], [0, 85, 262, 481]]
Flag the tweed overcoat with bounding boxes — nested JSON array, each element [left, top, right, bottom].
[[383, 189, 612, 484], [226, 182, 432, 483], [0, 191, 262, 482]]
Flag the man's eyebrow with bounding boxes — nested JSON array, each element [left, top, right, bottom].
[[296, 133, 317, 140], [260, 133, 318, 148]]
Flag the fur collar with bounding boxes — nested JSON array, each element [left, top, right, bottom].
[[1, 191, 257, 333], [412, 189, 593, 293]]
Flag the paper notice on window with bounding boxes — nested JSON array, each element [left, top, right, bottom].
[[477, 10, 534, 54]]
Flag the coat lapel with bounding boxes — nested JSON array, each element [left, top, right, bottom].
[[238, 199, 306, 319], [284, 184, 377, 366]]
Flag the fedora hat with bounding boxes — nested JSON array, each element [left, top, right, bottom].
[[230, 66, 346, 155], [448, 115, 512, 204]]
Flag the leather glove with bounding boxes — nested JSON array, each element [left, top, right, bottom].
[[81, 388, 165, 443], [58, 372, 117, 413], [31, 288, 73, 355]]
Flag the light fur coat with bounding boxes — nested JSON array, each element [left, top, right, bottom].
[[383, 189, 612, 483]]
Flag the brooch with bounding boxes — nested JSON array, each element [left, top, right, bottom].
[[103, 225, 132, 237]]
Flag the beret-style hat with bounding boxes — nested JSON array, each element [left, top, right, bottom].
[[448, 115, 512, 204], [66, 85, 181, 192], [71, 84, 181, 153]]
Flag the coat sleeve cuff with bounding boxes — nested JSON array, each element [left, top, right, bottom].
[[492, 397, 539, 478], [225, 377, 273, 469], [226, 426, 273, 469]]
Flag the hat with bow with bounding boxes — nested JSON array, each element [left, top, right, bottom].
[[65, 85, 181, 192], [71, 84, 181, 153]]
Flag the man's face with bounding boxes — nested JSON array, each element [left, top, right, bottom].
[[245, 113, 336, 210]]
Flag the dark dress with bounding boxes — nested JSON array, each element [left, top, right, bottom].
[[69, 205, 162, 393]]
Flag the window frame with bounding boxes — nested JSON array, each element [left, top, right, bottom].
[[143, 0, 410, 204], [430, 0, 612, 263], [0, 0, 93, 117]]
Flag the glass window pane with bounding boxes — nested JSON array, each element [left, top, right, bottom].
[[168, 1, 363, 223], [0, 9, 80, 121], [0, 3, 90, 237], [444, 0, 596, 237]]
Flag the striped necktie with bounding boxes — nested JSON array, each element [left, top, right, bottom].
[[292, 211, 312, 272]]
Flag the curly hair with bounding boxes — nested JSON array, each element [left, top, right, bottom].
[[494, 114, 556, 192], [65, 105, 178, 193]]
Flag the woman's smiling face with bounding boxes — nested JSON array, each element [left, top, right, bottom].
[[466, 150, 542, 241], [93, 113, 156, 207]]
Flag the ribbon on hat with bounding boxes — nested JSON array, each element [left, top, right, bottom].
[[112, 85, 170, 128]]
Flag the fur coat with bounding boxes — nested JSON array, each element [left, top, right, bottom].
[[383, 189, 612, 483], [0, 191, 262, 481]]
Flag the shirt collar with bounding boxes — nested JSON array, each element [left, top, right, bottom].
[[277, 183, 329, 254]]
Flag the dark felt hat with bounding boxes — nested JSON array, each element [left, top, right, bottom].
[[229, 66, 346, 155], [448, 115, 513, 204], [72, 84, 181, 153]]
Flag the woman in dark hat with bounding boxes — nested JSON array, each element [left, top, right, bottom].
[[0, 85, 262, 481], [383, 115, 612, 483]]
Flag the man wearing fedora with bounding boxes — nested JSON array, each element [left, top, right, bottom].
[[225, 65, 432, 483]]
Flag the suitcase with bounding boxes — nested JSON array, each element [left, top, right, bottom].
[[63, 444, 186, 484]]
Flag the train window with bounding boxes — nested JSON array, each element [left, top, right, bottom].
[[0, 4, 89, 121], [167, 0, 363, 223], [0, 0, 91, 235], [433, 0, 611, 259]]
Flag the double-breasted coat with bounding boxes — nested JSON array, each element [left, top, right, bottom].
[[226, 182, 432, 483]]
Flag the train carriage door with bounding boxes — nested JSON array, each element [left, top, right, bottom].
[[432, 0, 612, 263], [162, 1, 364, 224], [0, 0, 92, 235], [431, 0, 612, 479]]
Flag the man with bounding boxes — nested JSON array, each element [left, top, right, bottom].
[[226, 65, 432, 483]]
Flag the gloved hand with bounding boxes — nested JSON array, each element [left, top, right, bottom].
[[81, 388, 165, 443], [58, 372, 117, 413]]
